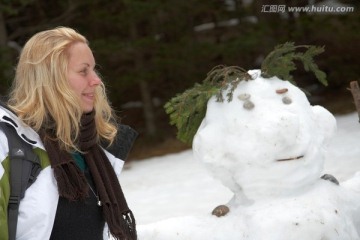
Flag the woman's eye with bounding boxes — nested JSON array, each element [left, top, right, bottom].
[[80, 69, 88, 75]]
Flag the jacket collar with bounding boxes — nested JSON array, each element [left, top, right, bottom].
[[0, 105, 45, 150]]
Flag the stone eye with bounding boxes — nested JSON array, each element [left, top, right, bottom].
[[282, 96, 292, 104], [243, 100, 255, 110], [276, 88, 291, 105], [237, 93, 251, 101], [238, 93, 254, 110], [276, 88, 288, 94]]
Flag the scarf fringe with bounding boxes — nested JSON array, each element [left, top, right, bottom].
[[103, 205, 137, 240], [53, 162, 89, 200]]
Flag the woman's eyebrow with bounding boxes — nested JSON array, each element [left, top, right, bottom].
[[80, 63, 90, 67]]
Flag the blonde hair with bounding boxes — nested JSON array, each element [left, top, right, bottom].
[[8, 26, 118, 151]]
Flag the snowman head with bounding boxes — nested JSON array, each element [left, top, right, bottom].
[[193, 70, 336, 199]]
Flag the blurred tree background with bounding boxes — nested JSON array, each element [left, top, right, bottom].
[[0, 0, 359, 160]]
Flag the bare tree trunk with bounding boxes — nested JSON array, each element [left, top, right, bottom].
[[0, 10, 7, 46], [0, 9, 13, 93], [138, 79, 157, 136], [129, 21, 157, 137], [349, 81, 360, 123]]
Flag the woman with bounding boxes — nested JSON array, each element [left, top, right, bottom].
[[0, 27, 137, 240]]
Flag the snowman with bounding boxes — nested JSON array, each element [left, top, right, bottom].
[[144, 43, 360, 239], [191, 69, 360, 239], [193, 69, 338, 211]]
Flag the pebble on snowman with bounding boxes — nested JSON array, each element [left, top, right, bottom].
[[164, 42, 360, 239]]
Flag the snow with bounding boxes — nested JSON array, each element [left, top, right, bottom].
[[119, 71, 360, 239]]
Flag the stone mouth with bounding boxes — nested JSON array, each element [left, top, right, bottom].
[[276, 155, 304, 162]]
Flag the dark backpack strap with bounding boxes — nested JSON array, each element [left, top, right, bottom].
[[0, 122, 41, 240]]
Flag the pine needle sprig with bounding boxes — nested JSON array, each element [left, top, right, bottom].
[[164, 83, 218, 144], [203, 65, 251, 102], [164, 65, 251, 144], [261, 42, 327, 86]]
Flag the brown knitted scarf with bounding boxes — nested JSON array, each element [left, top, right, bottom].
[[40, 111, 137, 240]]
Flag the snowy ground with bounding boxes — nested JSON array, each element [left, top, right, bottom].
[[119, 112, 360, 238]]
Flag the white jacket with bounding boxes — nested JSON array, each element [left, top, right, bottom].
[[0, 106, 125, 240]]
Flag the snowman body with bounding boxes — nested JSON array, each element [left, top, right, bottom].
[[138, 176, 360, 239]]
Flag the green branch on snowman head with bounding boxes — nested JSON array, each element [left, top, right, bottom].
[[164, 42, 327, 145], [261, 42, 327, 86], [164, 65, 251, 144]]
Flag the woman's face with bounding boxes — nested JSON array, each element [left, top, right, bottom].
[[67, 42, 101, 113]]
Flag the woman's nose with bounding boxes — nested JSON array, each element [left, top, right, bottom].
[[89, 71, 101, 86]]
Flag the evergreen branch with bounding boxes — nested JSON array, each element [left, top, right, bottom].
[[261, 42, 327, 86], [164, 83, 217, 144], [203, 65, 251, 102], [164, 66, 251, 145]]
